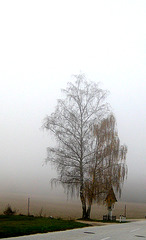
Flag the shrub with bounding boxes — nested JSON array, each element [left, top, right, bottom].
[[3, 204, 16, 215]]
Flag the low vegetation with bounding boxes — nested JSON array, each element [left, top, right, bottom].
[[3, 204, 16, 216], [0, 215, 89, 239]]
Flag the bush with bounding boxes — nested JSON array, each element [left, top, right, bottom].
[[3, 204, 16, 216]]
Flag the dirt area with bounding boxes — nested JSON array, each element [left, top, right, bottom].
[[76, 219, 146, 226], [0, 192, 146, 220], [75, 220, 114, 226]]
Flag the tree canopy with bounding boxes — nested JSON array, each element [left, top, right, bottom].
[[43, 74, 127, 219]]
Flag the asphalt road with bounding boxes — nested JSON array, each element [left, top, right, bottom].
[[2, 220, 146, 240]]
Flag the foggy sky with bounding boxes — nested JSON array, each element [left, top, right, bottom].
[[0, 0, 146, 203]]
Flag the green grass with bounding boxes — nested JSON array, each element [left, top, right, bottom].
[[0, 215, 89, 239]]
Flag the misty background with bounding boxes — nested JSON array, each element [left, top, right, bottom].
[[0, 0, 146, 205]]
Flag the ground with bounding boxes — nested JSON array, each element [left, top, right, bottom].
[[0, 192, 146, 219]]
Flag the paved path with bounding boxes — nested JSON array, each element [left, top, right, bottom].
[[2, 220, 146, 240]]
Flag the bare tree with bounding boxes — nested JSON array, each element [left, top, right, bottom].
[[43, 74, 127, 219]]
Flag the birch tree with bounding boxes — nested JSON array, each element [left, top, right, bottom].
[[43, 74, 127, 219]]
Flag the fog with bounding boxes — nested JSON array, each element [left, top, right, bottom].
[[0, 0, 146, 205]]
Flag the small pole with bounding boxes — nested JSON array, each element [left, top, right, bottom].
[[124, 204, 126, 218], [28, 197, 30, 216]]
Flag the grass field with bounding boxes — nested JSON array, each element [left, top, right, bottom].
[[0, 215, 89, 239]]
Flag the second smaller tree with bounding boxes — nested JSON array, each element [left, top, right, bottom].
[[83, 114, 127, 219]]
